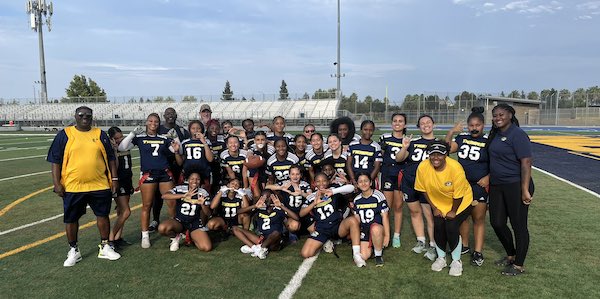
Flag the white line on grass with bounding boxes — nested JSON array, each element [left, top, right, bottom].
[[0, 155, 46, 162], [0, 214, 64, 236], [0, 171, 51, 182], [0, 134, 56, 137], [533, 166, 600, 198], [0, 140, 52, 146], [278, 253, 319, 299], [0, 146, 49, 152]]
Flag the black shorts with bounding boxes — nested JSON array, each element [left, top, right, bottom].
[[176, 218, 208, 233], [117, 177, 134, 196], [401, 180, 426, 204], [381, 172, 400, 192], [359, 222, 383, 243], [140, 169, 173, 184], [310, 222, 340, 243], [63, 190, 112, 223], [470, 183, 489, 204]]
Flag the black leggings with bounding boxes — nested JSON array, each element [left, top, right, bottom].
[[489, 180, 534, 266], [434, 205, 472, 252]]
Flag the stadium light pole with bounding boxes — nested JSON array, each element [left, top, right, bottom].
[[331, 0, 345, 103], [26, 0, 53, 104]]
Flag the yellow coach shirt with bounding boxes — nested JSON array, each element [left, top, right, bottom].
[[61, 127, 111, 192], [414, 157, 473, 216]]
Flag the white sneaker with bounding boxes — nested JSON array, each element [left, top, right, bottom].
[[323, 240, 334, 253], [431, 257, 447, 272], [250, 244, 262, 257], [449, 260, 463, 276], [353, 254, 366, 268], [257, 247, 269, 260], [141, 235, 151, 249], [424, 246, 437, 261], [63, 247, 82, 267], [98, 244, 121, 261], [240, 245, 254, 254], [412, 241, 426, 254], [169, 235, 181, 252]]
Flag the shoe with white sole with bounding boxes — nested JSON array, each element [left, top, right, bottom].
[[169, 235, 181, 252], [431, 257, 447, 272], [353, 254, 367, 268], [98, 244, 121, 261], [323, 240, 334, 253], [141, 235, 151, 249], [257, 247, 269, 260], [63, 247, 82, 267], [240, 245, 254, 254], [449, 260, 463, 276], [250, 244, 262, 257], [424, 246, 437, 261], [412, 241, 426, 254]]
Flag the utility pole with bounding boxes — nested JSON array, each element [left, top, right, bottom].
[[27, 0, 53, 104], [331, 0, 345, 102]]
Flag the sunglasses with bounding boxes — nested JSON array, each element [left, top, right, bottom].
[[304, 130, 315, 133], [77, 112, 92, 117]]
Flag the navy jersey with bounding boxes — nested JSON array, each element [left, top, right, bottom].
[[170, 185, 210, 223], [159, 125, 190, 169], [341, 134, 361, 146], [267, 132, 295, 147], [348, 140, 383, 175], [255, 207, 287, 236], [303, 193, 343, 229], [353, 190, 388, 226], [216, 192, 244, 222], [305, 148, 331, 174], [454, 133, 489, 182], [403, 137, 437, 184], [207, 135, 226, 178], [379, 133, 406, 175], [220, 149, 248, 181], [180, 138, 212, 178], [278, 180, 312, 214], [132, 134, 173, 172], [245, 131, 257, 148], [116, 150, 133, 179], [322, 151, 349, 180], [266, 152, 300, 184]]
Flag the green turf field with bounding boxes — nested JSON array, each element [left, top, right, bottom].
[[0, 132, 598, 298]]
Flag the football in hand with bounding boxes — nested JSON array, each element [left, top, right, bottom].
[[244, 155, 265, 169]]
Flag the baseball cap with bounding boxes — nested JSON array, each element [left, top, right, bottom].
[[427, 141, 448, 155], [200, 104, 212, 113]]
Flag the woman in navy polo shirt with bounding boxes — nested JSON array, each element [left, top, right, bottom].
[[487, 103, 534, 276]]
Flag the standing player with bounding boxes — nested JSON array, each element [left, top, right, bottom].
[[299, 173, 365, 267], [119, 113, 178, 248], [353, 173, 390, 267], [346, 120, 382, 188], [306, 133, 331, 183], [220, 135, 250, 190], [159, 173, 212, 252], [176, 120, 214, 189], [293, 134, 310, 179], [267, 116, 295, 148], [206, 119, 226, 195], [330, 117, 360, 151], [322, 134, 350, 185], [395, 114, 437, 260], [379, 113, 408, 248], [248, 131, 275, 198], [108, 127, 134, 249], [267, 139, 300, 185], [445, 107, 489, 266]]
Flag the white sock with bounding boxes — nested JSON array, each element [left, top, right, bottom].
[[374, 249, 383, 257], [352, 245, 360, 255], [430, 241, 436, 247], [393, 233, 400, 238], [141, 231, 149, 238], [417, 236, 426, 243]]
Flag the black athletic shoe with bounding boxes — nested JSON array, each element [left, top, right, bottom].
[[115, 238, 132, 247], [501, 264, 525, 276], [495, 256, 514, 267], [148, 220, 158, 232], [461, 246, 470, 255], [375, 256, 384, 267], [471, 251, 484, 267]]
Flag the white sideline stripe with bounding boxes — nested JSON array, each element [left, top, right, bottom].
[[0, 171, 51, 182], [0, 140, 52, 146], [278, 254, 319, 299], [0, 134, 57, 137], [0, 214, 64, 236], [0, 155, 46, 162], [0, 146, 49, 152], [533, 166, 600, 199]]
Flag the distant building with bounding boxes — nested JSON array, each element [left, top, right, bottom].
[[478, 96, 542, 125]]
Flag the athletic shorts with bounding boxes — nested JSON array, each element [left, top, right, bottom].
[[401, 180, 426, 204], [381, 172, 400, 192], [176, 218, 208, 233], [470, 183, 489, 204], [310, 222, 340, 243], [140, 169, 173, 184], [63, 190, 112, 223], [117, 176, 134, 196]]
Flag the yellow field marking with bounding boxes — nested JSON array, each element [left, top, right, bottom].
[[0, 186, 53, 217], [530, 136, 600, 157], [0, 203, 143, 260]]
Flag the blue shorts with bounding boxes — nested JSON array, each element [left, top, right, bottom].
[[401, 180, 426, 204], [63, 190, 112, 223], [175, 218, 208, 233], [310, 222, 340, 243], [117, 176, 134, 196], [470, 183, 489, 204], [381, 172, 400, 192], [140, 169, 173, 184]]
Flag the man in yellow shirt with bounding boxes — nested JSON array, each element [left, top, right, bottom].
[[415, 141, 473, 277], [47, 106, 121, 267]]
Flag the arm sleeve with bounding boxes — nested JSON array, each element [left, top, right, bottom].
[[119, 132, 135, 151], [331, 184, 355, 195], [46, 130, 68, 164]]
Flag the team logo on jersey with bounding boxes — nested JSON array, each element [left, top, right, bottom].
[[310, 231, 320, 237], [445, 181, 452, 186], [384, 182, 392, 189], [501, 137, 507, 142], [360, 232, 366, 239]]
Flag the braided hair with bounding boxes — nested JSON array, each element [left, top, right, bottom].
[[486, 103, 520, 147]]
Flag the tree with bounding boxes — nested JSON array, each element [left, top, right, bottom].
[[302, 92, 310, 100], [279, 80, 289, 100], [312, 88, 335, 99], [507, 90, 520, 98], [558, 89, 571, 108], [154, 96, 164, 102], [165, 96, 175, 102], [401, 94, 419, 110], [540, 88, 557, 108], [222, 81, 233, 101], [64, 75, 107, 102], [182, 95, 198, 102], [587, 86, 600, 106], [573, 88, 587, 107], [527, 91, 539, 101]]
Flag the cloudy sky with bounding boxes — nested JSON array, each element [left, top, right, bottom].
[[1, 0, 599, 103]]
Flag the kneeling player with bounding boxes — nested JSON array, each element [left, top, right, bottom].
[[353, 173, 390, 267], [299, 173, 366, 267], [159, 173, 212, 252], [233, 191, 299, 259]]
